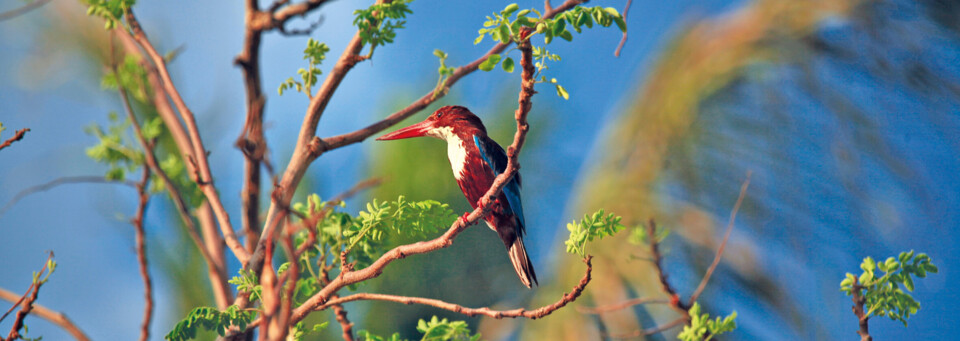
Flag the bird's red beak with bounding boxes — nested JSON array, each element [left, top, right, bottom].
[[376, 120, 434, 140]]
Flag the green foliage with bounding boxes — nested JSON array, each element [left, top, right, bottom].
[[626, 222, 670, 246], [417, 316, 481, 341], [475, 4, 625, 45], [0, 122, 5, 138], [279, 38, 330, 97], [227, 269, 262, 302], [85, 112, 144, 181], [357, 316, 480, 341], [565, 209, 626, 257], [353, 0, 414, 54], [82, 0, 136, 29], [289, 321, 329, 341], [677, 302, 737, 341], [840, 250, 938, 326], [102, 54, 149, 102], [164, 305, 255, 341]]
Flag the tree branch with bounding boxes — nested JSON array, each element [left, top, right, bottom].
[[123, 9, 249, 264], [3, 252, 53, 341], [317, 256, 592, 319], [0, 176, 138, 217], [605, 317, 686, 339], [687, 172, 751, 305], [0, 288, 89, 341], [851, 278, 872, 341], [0, 128, 29, 152], [131, 166, 154, 341], [0, 0, 51, 22], [613, 0, 631, 57]]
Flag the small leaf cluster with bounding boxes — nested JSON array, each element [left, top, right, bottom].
[[279, 38, 330, 97], [353, 0, 413, 51], [840, 250, 938, 325], [432, 49, 456, 98], [677, 302, 737, 341], [626, 222, 670, 246], [164, 306, 255, 341], [82, 0, 136, 29], [227, 269, 262, 302], [102, 54, 150, 102], [85, 112, 146, 181], [565, 209, 626, 257], [357, 316, 479, 341], [289, 321, 329, 341]]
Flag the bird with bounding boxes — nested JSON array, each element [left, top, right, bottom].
[[376, 105, 538, 287]]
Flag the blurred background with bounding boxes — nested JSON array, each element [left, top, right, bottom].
[[1, 0, 958, 339]]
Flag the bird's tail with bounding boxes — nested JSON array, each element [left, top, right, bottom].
[[508, 236, 538, 288]]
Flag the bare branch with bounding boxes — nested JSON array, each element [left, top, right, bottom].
[[687, 172, 751, 305], [646, 220, 688, 314], [319, 257, 592, 319], [123, 9, 249, 264], [131, 166, 154, 341], [0, 176, 138, 217], [0, 0, 51, 22], [613, 0, 632, 57], [0, 128, 29, 152], [0, 288, 89, 341]]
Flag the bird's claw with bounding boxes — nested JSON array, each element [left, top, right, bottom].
[[458, 212, 471, 226]]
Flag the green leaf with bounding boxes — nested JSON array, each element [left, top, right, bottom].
[[478, 54, 501, 71], [555, 84, 569, 100], [502, 57, 515, 73]]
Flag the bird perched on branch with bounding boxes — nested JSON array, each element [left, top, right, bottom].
[[376, 105, 538, 287]]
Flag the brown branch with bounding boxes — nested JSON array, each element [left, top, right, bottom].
[[108, 42, 233, 307], [131, 166, 154, 341], [0, 288, 89, 341], [577, 297, 669, 314], [0, 0, 51, 22], [646, 220, 688, 314], [0, 128, 29, 152], [0, 176, 138, 217], [687, 172, 751, 305], [123, 9, 248, 265], [851, 279, 872, 341], [4, 253, 53, 341], [318, 256, 592, 320], [613, 0, 631, 57]]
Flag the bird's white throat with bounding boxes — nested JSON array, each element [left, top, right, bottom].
[[429, 126, 468, 180]]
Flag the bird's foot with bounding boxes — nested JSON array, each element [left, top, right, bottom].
[[458, 212, 472, 226]]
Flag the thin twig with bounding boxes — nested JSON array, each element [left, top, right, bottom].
[[613, 0, 632, 57], [316, 256, 592, 319], [577, 297, 669, 314], [647, 220, 688, 314], [131, 166, 154, 341], [0, 128, 29, 152], [0, 288, 89, 341], [4, 252, 53, 341], [687, 172, 751, 305], [0, 176, 138, 217], [0, 0, 51, 22]]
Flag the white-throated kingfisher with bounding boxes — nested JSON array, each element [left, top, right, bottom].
[[376, 105, 538, 287]]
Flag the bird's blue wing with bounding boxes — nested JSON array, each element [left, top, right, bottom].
[[474, 135, 525, 231]]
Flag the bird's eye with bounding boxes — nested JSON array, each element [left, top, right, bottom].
[[435, 112, 444, 119]]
